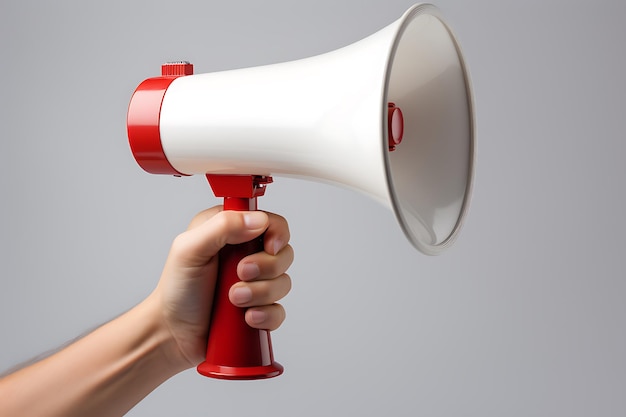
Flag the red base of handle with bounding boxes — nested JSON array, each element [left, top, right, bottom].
[[197, 362, 284, 380]]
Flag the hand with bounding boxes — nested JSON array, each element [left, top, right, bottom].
[[0, 206, 294, 417], [150, 206, 294, 369]]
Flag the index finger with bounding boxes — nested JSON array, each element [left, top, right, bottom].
[[262, 212, 291, 256]]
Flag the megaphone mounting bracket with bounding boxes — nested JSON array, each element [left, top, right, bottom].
[[206, 174, 273, 203]]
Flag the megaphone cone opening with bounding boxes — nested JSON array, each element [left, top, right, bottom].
[[383, 4, 475, 255]]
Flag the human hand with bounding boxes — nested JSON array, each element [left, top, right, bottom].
[[149, 206, 293, 369], [0, 207, 292, 416]]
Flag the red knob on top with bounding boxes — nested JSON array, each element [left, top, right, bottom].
[[161, 61, 194, 77]]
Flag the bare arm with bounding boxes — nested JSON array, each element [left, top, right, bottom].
[[0, 296, 183, 416], [0, 208, 293, 417]]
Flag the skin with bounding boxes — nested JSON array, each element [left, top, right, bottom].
[[0, 207, 294, 417]]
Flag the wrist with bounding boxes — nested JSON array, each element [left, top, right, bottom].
[[139, 292, 196, 374]]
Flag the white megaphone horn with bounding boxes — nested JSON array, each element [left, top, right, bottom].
[[127, 3, 475, 380]]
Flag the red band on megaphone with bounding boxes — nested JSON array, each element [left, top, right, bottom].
[[127, 76, 184, 175], [127, 62, 193, 176]]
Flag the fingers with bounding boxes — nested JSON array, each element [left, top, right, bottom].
[[237, 244, 294, 281], [261, 212, 291, 256], [245, 304, 286, 331], [186, 208, 289, 253], [175, 206, 293, 332], [170, 210, 270, 268], [231, 213, 293, 330], [229, 273, 291, 330], [229, 273, 292, 306]]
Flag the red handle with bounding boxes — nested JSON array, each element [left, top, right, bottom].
[[196, 177, 283, 380]]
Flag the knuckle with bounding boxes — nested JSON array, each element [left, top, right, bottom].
[[255, 280, 274, 301], [282, 274, 292, 293], [170, 231, 191, 254], [271, 304, 286, 329]]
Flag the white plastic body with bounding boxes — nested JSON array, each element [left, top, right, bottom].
[[159, 4, 474, 255]]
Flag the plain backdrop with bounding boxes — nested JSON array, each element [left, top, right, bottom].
[[1, 1, 625, 416]]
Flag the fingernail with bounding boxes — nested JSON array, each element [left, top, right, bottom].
[[240, 262, 260, 280], [231, 286, 253, 305], [273, 239, 285, 256], [248, 309, 267, 325], [243, 212, 267, 229]]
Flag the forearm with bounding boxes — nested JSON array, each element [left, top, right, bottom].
[[0, 294, 188, 417]]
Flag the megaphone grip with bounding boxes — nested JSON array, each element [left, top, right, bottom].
[[197, 176, 283, 380]]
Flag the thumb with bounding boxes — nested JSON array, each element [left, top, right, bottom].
[[170, 211, 269, 268]]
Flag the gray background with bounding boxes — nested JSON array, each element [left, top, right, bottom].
[[1, 0, 625, 416]]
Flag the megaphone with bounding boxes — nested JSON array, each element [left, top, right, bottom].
[[127, 3, 475, 380]]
